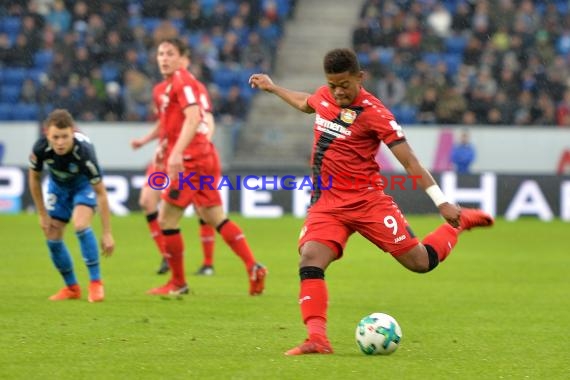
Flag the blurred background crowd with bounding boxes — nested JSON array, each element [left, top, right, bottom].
[[0, 0, 294, 123], [0, 0, 569, 127]]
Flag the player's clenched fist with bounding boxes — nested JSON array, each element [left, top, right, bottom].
[[249, 74, 275, 92]]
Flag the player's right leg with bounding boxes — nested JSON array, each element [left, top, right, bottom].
[[285, 212, 352, 355], [44, 183, 80, 300], [147, 198, 189, 296], [139, 180, 168, 274]]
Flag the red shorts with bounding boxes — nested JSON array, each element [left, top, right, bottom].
[[298, 191, 419, 258], [161, 153, 222, 209]]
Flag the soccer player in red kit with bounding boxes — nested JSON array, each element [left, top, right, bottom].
[[249, 48, 494, 355], [147, 38, 266, 296]]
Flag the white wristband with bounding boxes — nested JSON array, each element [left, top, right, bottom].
[[426, 185, 449, 207]]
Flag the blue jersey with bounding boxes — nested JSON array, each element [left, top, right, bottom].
[[29, 132, 102, 186]]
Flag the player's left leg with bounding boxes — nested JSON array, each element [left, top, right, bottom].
[[194, 210, 215, 276], [197, 205, 266, 295], [72, 204, 104, 302]]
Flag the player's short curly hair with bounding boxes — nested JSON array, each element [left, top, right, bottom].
[[44, 109, 74, 129], [323, 48, 360, 75]]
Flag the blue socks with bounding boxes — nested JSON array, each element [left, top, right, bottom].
[[47, 240, 77, 286], [76, 228, 101, 282]]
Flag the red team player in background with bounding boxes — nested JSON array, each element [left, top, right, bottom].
[[146, 38, 266, 296], [131, 56, 217, 277], [249, 48, 494, 355]]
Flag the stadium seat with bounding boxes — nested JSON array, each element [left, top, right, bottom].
[[141, 18, 162, 33], [1, 68, 26, 86], [391, 104, 417, 125], [0, 85, 21, 103], [0, 103, 13, 120], [33, 50, 54, 70], [12, 103, 39, 121], [101, 63, 120, 82], [421, 52, 441, 66], [445, 35, 468, 54], [213, 67, 238, 90], [0, 17, 21, 35], [442, 53, 463, 76]]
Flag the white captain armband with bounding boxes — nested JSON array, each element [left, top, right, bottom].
[[425, 185, 449, 207]]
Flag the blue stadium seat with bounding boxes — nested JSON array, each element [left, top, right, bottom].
[[0, 17, 21, 34], [12, 103, 39, 121], [0, 103, 13, 120], [141, 18, 162, 33], [445, 35, 468, 54], [0, 85, 21, 102], [442, 53, 463, 76], [421, 52, 441, 66], [213, 67, 238, 90], [1, 68, 26, 86], [101, 63, 120, 82], [34, 50, 54, 69], [391, 104, 417, 125]]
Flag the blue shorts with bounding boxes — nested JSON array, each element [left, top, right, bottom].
[[46, 178, 97, 223]]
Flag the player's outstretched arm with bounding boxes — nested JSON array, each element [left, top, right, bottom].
[[92, 181, 115, 256], [131, 120, 161, 150], [249, 73, 314, 114], [390, 141, 461, 227]]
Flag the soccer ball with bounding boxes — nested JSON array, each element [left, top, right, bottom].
[[355, 312, 402, 355]]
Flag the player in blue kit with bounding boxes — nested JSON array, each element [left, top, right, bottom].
[[28, 109, 115, 302]]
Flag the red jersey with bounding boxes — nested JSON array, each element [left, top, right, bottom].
[[153, 68, 211, 160], [306, 86, 405, 206]]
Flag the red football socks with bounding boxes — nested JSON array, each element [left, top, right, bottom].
[[218, 220, 255, 269], [422, 223, 459, 262], [200, 223, 216, 266], [146, 212, 166, 257], [162, 229, 186, 287], [299, 279, 328, 339]]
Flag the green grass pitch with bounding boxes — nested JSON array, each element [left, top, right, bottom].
[[0, 214, 568, 380]]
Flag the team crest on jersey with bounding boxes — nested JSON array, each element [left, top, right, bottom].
[[340, 109, 357, 124], [46, 159, 54, 165], [68, 163, 79, 173]]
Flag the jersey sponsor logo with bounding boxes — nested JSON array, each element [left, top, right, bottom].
[[159, 84, 172, 113], [320, 100, 330, 107], [315, 113, 352, 139], [394, 234, 406, 243], [340, 108, 357, 124]]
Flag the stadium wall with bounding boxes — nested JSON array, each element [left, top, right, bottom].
[[1, 123, 569, 173]]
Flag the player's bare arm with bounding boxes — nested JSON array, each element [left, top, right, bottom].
[[168, 104, 202, 178], [249, 73, 314, 114], [28, 169, 51, 235], [92, 180, 115, 256], [204, 111, 215, 141], [390, 141, 461, 227], [131, 120, 161, 150]]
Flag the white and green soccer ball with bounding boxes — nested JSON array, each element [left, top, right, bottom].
[[355, 312, 402, 355]]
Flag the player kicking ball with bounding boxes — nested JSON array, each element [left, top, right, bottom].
[[249, 48, 493, 355], [28, 109, 115, 302]]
